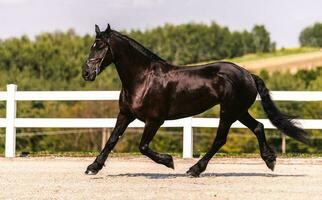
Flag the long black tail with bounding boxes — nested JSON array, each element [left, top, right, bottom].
[[251, 74, 310, 145]]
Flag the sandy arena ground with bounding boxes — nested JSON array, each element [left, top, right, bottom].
[[0, 157, 321, 200]]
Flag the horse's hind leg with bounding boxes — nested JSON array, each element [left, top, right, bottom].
[[239, 112, 276, 171], [186, 111, 235, 177], [139, 120, 174, 169]]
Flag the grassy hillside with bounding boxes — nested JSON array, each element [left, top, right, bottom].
[[193, 47, 322, 73]]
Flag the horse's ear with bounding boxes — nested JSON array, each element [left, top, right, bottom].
[[105, 23, 111, 33], [95, 24, 100, 35]]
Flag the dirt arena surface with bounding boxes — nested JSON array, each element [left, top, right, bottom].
[[0, 157, 321, 200]]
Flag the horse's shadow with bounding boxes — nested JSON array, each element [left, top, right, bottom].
[[91, 172, 305, 180]]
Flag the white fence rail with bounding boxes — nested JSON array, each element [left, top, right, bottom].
[[1, 84, 322, 158]]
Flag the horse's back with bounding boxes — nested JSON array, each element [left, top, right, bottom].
[[171, 61, 256, 94], [165, 62, 257, 119]]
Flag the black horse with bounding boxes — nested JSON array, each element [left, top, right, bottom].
[[82, 24, 309, 177]]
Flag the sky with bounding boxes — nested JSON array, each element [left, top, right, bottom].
[[1, 0, 322, 47]]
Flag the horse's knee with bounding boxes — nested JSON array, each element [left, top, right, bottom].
[[139, 144, 149, 155], [254, 122, 264, 135]]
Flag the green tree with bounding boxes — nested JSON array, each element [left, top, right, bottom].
[[299, 23, 322, 47], [252, 25, 272, 53]]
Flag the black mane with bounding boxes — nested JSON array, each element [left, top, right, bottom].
[[111, 30, 165, 62]]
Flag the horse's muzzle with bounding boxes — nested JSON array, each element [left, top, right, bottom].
[[82, 66, 96, 81]]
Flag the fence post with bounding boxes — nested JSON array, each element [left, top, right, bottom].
[[5, 84, 17, 158], [183, 117, 193, 158], [281, 134, 286, 154]]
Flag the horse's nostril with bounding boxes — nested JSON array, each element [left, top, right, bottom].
[[84, 71, 89, 77]]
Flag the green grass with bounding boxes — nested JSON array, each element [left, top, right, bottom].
[[2, 151, 321, 158], [192, 47, 320, 65], [199, 152, 322, 158], [227, 47, 319, 63]]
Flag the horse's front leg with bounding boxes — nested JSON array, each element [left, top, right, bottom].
[[85, 112, 135, 175], [139, 120, 174, 169]]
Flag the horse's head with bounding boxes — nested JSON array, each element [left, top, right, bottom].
[[83, 24, 114, 81]]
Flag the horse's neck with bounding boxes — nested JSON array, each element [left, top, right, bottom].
[[112, 39, 152, 91]]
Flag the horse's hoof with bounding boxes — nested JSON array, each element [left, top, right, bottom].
[[162, 154, 175, 169], [166, 158, 175, 169], [85, 162, 103, 175], [85, 169, 98, 175], [186, 169, 200, 178], [265, 160, 276, 171]]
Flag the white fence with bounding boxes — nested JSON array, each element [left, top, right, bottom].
[[1, 84, 322, 158]]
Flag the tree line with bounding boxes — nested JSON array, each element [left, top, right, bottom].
[[125, 23, 275, 64]]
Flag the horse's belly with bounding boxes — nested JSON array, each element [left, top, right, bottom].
[[167, 92, 219, 120]]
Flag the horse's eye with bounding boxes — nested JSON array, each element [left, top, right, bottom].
[[97, 43, 106, 50]]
